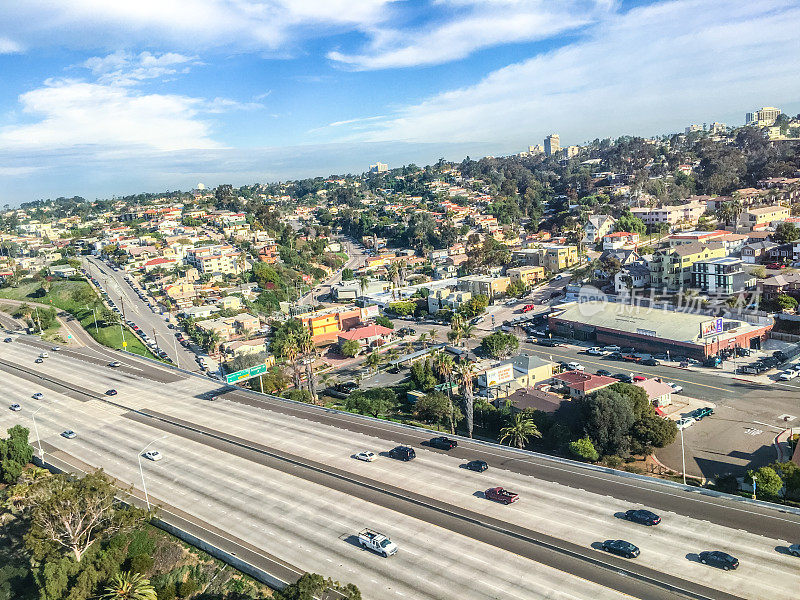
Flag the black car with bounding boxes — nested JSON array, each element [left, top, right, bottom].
[[620, 347, 635, 354], [106, 389, 118, 396], [596, 369, 612, 377], [607, 352, 623, 360], [613, 373, 633, 383], [772, 350, 788, 363], [537, 339, 559, 347], [464, 460, 488, 472], [389, 446, 416, 461], [641, 358, 660, 366], [3, 337, 12, 343], [624, 509, 661, 526], [600, 539, 640, 558], [699, 551, 738, 570], [653, 353, 668, 360], [429, 436, 458, 450]]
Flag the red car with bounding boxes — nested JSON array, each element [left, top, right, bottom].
[[766, 262, 787, 270], [622, 355, 641, 363], [485, 487, 519, 504], [521, 304, 536, 313]]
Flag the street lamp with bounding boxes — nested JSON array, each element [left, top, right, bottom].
[[680, 425, 687, 486], [31, 406, 46, 462], [138, 436, 166, 511]]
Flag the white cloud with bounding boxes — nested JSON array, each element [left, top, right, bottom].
[[328, 1, 609, 70], [347, 0, 800, 144], [0, 78, 220, 152], [0, 37, 22, 53], [83, 51, 198, 85]]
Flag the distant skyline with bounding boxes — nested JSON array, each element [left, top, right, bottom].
[[1, 0, 799, 203]]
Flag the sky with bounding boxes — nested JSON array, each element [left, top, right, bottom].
[[1, 0, 799, 204]]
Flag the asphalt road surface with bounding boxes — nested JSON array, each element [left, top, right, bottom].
[[1, 337, 798, 600]]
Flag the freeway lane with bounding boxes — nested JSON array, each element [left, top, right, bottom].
[[1, 343, 798, 599]]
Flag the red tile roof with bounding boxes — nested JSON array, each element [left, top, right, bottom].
[[553, 371, 617, 393], [338, 324, 394, 341]]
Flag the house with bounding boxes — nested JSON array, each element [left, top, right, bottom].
[[501, 388, 567, 414], [180, 305, 217, 319], [741, 241, 777, 264], [551, 371, 617, 399], [758, 272, 800, 300], [649, 242, 727, 291], [602, 231, 640, 250], [220, 337, 273, 360], [337, 324, 393, 350], [457, 275, 510, 301], [634, 378, 674, 407], [506, 265, 546, 287], [691, 257, 754, 295], [217, 295, 243, 311], [614, 264, 651, 294], [583, 215, 616, 244]]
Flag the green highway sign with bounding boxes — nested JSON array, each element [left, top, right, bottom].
[[225, 363, 267, 384]]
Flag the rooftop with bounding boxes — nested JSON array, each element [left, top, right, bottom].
[[552, 371, 617, 393]]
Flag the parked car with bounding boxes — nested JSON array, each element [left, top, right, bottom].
[[596, 369, 612, 377], [429, 436, 458, 450], [632, 375, 647, 382], [676, 417, 696, 430], [622, 354, 641, 363], [586, 347, 604, 356], [389, 446, 416, 461], [620, 347, 635, 354], [537, 339, 559, 347], [358, 528, 398, 557], [485, 487, 519, 504], [668, 382, 683, 394], [624, 509, 661, 526], [567, 362, 585, 371], [9, 403, 21, 411], [354, 451, 377, 462], [464, 460, 488, 472], [691, 407, 714, 420], [601, 539, 640, 558], [641, 358, 661, 366], [143, 450, 163, 461], [778, 370, 797, 381], [61, 430, 77, 439], [613, 374, 633, 383], [699, 551, 738, 570], [653, 353, 668, 360], [607, 352, 624, 360], [602, 345, 621, 352]]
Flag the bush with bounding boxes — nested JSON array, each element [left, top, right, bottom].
[[177, 578, 199, 597], [603, 455, 623, 468], [157, 583, 177, 600], [126, 553, 154, 575], [568, 437, 599, 462]]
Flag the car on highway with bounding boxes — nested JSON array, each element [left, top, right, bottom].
[[586, 347, 604, 356], [35, 357, 44, 363], [143, 450, 163, 461], [676, 417, 696, 430], [106, 389, 118, 396], [61, 430, 77, 439], [358, 528, 398, 557], [612, 374, 633, 383], [9, 403, 21, 411], [485, 487, 518, 504], [464, 460, 488, 472], [429, 436, 458, 450], [389, 446, 416, 461], [596, 369, 613, 377], [51, 346, 60, 351], [566, 362, 585, 371], [624, 509, 661, 526], [699, 550, 738, 570], [108, 361, 121, 367], [668, 382, 683, 394], [39, 352, 48, 359], [601, 539, 640, 558], [789, 543, 800, 557], [354, 451, 377, 462], [3, 337, 12, 342], [32, 392, 44, 400]]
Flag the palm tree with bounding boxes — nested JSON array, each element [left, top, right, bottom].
[[436, 352, 456, 433], [459, 323, 476, 347], [101, 571, 157, 600], [418, 332, 428, 347], [359, 276, 369, 298], [281, 333, 301, 389], [387, 263, 399, 300], [428, 329, 438, 346], [297, 330, 318, 403], [365, 349, 384, 372], [499, 414, 541, 449], [457, 362, 475, 438]]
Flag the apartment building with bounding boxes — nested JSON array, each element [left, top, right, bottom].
[[630, 200, 707, 226], [649, 242, 727, 291], [602, 231, 640, 250], [512, 245, 579, 272], [544, 134, 560, 157], [186, 244, 242, 275], [457, 275, 510, 300], [583, 214, 615, 244], [738, 205, 790, 231], [428, 288, 472, 314], [691, 257, 754, 295], [506, 265, 546, 287]]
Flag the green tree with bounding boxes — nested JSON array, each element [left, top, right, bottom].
[[614, 211, 646, 236], [747, 466, 784, 499], [375, 315, 394, 329], [772, 222, 799, 244], [569, 437, 599, 462], [364, 350, 384, 372], [0, 425, 33, 484], [410, 358, 437, 391], [458, 294, 489, 319], [505, 279, 526, 298], [341, 268, 354, 281], [579, 390, 635, 456], [499, 414, 541, 449], [274, 573, 361, 600], [101, 571, 157, 600], [415, 392, 451, 427], [345, 389, 397, 418], [773, 294, 798, 312], [340, 339, 361, 358], [480, 331, 519, 359]]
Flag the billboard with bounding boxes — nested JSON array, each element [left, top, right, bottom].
[[486, 363, 515, 387], [361, 305, 379, 320], [700, 318, 724, 337]]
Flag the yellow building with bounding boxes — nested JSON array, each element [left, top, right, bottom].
[[649, 242, 727, 291], [512, 245, 578, 273], [506, 266, 546, 287], [739, 205, 791, 231]]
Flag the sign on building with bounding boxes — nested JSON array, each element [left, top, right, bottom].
[[700, 318, 724, 337], [486, 363, 514, 387]]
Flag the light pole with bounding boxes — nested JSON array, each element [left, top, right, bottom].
[[32, 406, 45, 462], [138, 436, 165, 511], [751, 472, 757, 500], [680, 425, 687, 486]]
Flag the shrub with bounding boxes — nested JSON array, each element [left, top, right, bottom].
[[568, 437, 599, 462], [603, 455, 623, 468], [126, 553, 155, 575], [157, 582, 177, 600], [177, 578, 199, 597]]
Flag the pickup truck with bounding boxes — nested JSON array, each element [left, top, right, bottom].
[[621, 354, 641, 363], [485, 487, 519, 504], [358, 528, 398, 557]]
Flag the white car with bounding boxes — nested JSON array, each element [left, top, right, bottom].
[[567, 362, 585, 371], [39, 352, 49, 359], [143, 450, 163, 461], [603, 345, 621, 353], [355, 451, 377, 462], [32, 392, 44, 400], [778, 370, 798, 381], [668, 382, 683, 394], [51, 346, 61, 352], [586, 347, 604, 356], [108, 361, 122, 368], [9, 403, 21, 411], [676, 417, 696, 430]]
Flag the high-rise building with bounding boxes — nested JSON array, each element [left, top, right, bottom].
[[369, 162, 388, 174], [544, 134, 560, 157], [685, 124, 701, 134], [562, 145, 580, 159], [746, 107, 781, 127], [709, 122, 726, 134], [528, 144, 544, 154]]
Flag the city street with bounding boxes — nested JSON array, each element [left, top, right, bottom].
[[1, 334, 798, 600]]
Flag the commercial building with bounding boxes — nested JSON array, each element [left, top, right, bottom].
[[544, 134, 560, 157], [299, 306, 365, 344], [427, 288, 472, 314], [548, 301, 772, 359], [337, 323, 393, 351], [649, 242, 727, 291], [506, 265, 546, 287], [477, 354, 554, 399], [691, 257, 755, 295], [746, 107, 781, 127]]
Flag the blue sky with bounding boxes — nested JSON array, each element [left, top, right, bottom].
[[1, 0, 799, 204]]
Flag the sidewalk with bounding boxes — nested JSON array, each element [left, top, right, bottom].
[[774, 426, 800, 462]]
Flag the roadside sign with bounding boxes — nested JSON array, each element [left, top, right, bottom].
[[122, 341, 127, 348], [225, 363, 268, 384]]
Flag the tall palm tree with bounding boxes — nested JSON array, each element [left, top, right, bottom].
[[359, 276, 369, 298], [457, 362, 475, 438], [459, 323, 476, 347], [450, 314, 463, 346], [428, 329, 438, 346], [365, 349, 384, 372], [101, 571, 157, 600], [387, 262, 399, 300], [281, 333, 301, 389], [499, 414, 541, 449], [436, 352, 456, 433], [297, 330, 318, 403]]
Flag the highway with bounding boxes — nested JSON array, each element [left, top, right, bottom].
[[1, 335, 798, 600], [81, 256, 199, 371]]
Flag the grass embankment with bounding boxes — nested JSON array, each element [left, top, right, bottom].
[[0, 279, 156, 359]]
